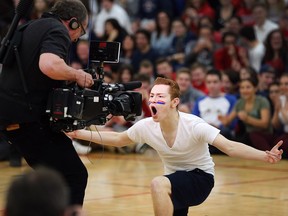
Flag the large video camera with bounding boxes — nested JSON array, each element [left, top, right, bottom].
[[46, 41, 142, 132]]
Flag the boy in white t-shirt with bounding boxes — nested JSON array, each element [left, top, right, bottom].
[[67, 77, 283, 216]]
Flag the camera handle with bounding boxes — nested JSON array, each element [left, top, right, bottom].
[[96, 61, 104, 81], [88, 61, 105, 92]]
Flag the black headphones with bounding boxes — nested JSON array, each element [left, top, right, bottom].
[[69, 18, 80, 30], [47, 12, 80, 30]]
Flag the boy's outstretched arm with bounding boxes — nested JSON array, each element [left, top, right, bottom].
[[66, 130, 135, 147], [212, 134, 283, 163]]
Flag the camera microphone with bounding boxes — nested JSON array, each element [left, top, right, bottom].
[[121, 81, 142, 91]]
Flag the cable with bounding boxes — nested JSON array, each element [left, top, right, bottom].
[[85, 125, 104, 164]]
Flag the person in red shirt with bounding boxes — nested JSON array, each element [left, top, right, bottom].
[[236, 0, 257, 26], [262, 29, 288, 79], [156, 58, 177, 80], [189, 62, 209, 94], [188, 0, 215, 20], [214, 31, 248, 72]]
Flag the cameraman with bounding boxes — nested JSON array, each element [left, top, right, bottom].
[[0, 0, 93, 207]]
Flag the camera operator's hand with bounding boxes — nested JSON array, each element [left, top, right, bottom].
[[39, 53, 94, 87], [75, 69, 94, 88]]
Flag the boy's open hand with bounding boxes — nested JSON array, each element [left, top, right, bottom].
[[265, 140, 283, 163]]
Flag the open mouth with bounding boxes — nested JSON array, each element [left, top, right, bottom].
[[151, 106, 157, 115]]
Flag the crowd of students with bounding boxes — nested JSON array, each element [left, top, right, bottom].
[[1, 0, 288, 158]]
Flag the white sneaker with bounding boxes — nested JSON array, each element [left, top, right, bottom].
[[72, 140, 92, 155]]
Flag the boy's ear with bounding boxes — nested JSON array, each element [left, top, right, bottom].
[[171, 97, 180, 108]]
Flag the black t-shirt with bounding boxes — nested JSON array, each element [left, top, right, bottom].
[[0, 16, 71, 124]]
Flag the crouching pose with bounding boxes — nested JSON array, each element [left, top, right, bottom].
[[67, 77, 283, 216]]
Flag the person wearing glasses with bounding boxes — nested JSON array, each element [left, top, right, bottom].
[[0, 0, 93, 210]]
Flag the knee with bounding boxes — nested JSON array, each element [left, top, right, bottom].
[[150, 176, 171, 195]]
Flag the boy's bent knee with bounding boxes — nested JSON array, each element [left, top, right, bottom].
[[151, 176, 171, 194]]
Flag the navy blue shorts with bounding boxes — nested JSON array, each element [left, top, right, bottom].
[[165, 168, 214, 215]]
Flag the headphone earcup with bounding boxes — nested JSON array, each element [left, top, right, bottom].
[[69, 18, 79, 30]]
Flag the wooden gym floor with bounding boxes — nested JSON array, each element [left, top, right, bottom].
[[0, 148, 288, 216]]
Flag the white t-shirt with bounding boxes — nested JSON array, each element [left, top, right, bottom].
[[127, 112, 220, 175], [193, 95, 235, 128], [249, 42, 265, 72], [94, 4, 132, 37], [254, 20, 278, 43]]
